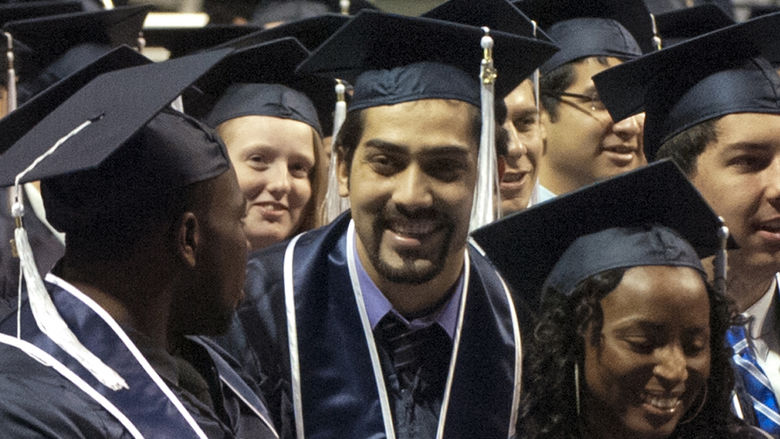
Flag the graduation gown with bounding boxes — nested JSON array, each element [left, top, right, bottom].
[[217, 212, 523, 439], [0, 273, 278, 439]]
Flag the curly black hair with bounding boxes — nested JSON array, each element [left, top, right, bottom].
[[519, 267, 746, 438]]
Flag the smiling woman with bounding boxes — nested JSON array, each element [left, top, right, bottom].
[[472, 161, 770, 439], [216, 112, 325, 250]]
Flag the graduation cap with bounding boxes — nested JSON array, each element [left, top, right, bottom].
[[0, 45, 151, 156], [187, 37, 335, 137], [422, 0, 552, 41], [655, 4, 734, 48], [210, 13, 348, 52], [472, 160, 729, 309], [140, 25, 264, 59], [513, 0, 655, 73], [3, 5, 151, 103], [250, 0, 376, 26], [0, 1, 82, 26], [299, 8, 558, 229], [0, 1, 84, 86], [0, 47, 234, 392], [593, 11, 780, 161], [0, 47, 233, 187], [298, 9, 559, 109]]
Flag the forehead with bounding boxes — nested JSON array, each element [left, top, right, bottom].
[[600, 265, 709, 326], [569, 56, 623, 89], [504, 80, 535, 112], [359, 98, 479, 151], [711, 112, 780, 148]]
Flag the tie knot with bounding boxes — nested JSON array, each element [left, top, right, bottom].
[[376, 314, 452, 383]]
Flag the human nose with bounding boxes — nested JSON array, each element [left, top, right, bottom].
[[392, 164, 433, 210], [611, 114, 641, 141], [654, 344, 689, 385], [265, 162, 292, 198], [507, 129, 528, 158], [766, 157, 780, 210]]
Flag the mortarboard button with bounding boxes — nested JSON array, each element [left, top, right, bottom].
[[0, 47, 234, 187], [0, 45, 151, 156], [297, 9, 559, 110]]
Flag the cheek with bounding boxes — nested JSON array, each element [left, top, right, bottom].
[[289, 178, 312, 207], [234, 165, 268, 198]]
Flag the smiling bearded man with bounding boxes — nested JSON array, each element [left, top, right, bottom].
[[213, 4, 559, 438]]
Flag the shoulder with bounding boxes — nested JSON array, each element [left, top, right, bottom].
[[0, 344, 132, 438]]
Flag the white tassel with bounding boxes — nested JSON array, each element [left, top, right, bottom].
[[12, 118, 127, 391], [470, 28, 501, 231], [714, 217, 729, 297], [322, 80, 350, 224], [5, 32, 17, 114], [339, 0, 350, 15], [531, 21, 540, 113]]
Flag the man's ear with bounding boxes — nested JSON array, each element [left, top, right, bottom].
[[337, 150, 350, 197], [175, 212, 200, 268]]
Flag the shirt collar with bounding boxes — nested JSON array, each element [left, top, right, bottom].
[[743, 274, 779, 343], [352, 226, 464, 340]]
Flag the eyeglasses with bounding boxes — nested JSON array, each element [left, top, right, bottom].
[[544, 90, 607, 113]]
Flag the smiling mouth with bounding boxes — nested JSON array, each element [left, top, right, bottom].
[[602, 145, 637, 155], [389, 219, 438, 237], [640, 392, 683, 413]]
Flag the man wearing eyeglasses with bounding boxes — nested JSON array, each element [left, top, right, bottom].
[[515, 0, 651, 201]]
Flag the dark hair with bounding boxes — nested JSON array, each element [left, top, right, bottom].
[[61, 178, 210, 262], [655, 118, 719, 176], [520, 267, 742, 438], [540, 56, 611, 123], [334, 99, 507, 174]]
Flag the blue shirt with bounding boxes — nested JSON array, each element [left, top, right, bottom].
[[351, 227, 464, 340]]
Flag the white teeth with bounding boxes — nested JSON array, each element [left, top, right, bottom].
[[391, 221, 436, 236], [642, 393, 681, 412]]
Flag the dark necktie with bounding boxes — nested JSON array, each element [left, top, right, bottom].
[[377, 314, 452, 390]]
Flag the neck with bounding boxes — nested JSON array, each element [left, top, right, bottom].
[[537, 164, 581, 196], [57, 257, 173, 349], [704, 253, 778, 311]]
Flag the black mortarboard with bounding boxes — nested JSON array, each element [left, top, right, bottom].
[[3, 5, 151, 101], [514, 0, 655, 73], [251, 0, 376, 26], [0, 2, 82, 25], [749, 6, 780, 66], [210, 13, 348, 52], [655, 4, 734, 48], [141, 25, 263, 59], [422, 0, 552, 41], [297, 9, 559, 111], [0, 45, 150, 156], [472, 160, 727, 309], [0, 47, 234, 189], [0, 1, 84, 85], [189, 37, 334, 136], [593, 12, 780, 161]]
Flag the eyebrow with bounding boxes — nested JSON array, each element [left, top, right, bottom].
[[723, 142, 776, 152], [363, 139, 472, 157]]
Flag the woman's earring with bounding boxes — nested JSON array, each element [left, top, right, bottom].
[[574, 362, 581, 416], [679, 385, 708, 425]]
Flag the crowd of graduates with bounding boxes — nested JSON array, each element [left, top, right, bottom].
[[0, 0, 779, 438]]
